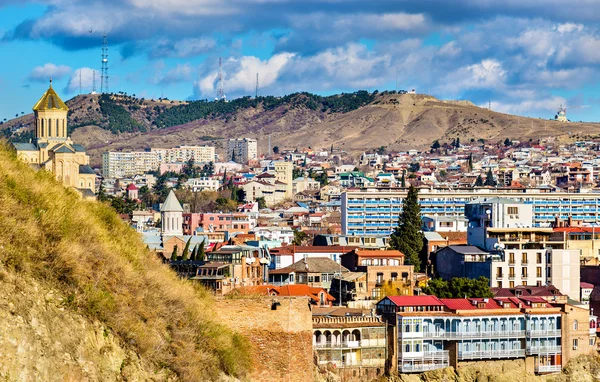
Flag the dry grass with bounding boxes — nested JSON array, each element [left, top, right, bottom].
[[0, 142, 251, 381]]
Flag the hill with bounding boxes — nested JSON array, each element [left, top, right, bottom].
[[0, 142, 250, 380], [3, 91, 599, 166]]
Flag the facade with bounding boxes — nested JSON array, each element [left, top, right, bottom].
[[227, 138, 258, 164], [241, 180, 288, 206], [273, 161, 293, 198], [268, 257, 349, 290], [14, 81, 96, 193], [422, 216, 468, 232], [313, 234, 390, 249], [182, 212, 251, 235], [341, 188, 600, 235], [341, 249, 414, 300], [252, 226, 295, 245], [376, 295, 591, 375], [313, 315, 387, 368], [102, 145, 215, 178]]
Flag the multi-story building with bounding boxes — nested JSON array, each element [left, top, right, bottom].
[[313, 234, 390, 249], [341, 188, 600, 235], [182, 212, 251, 235], [184, 177, 221, 192], [376, 295, 596, 375], [313, 315, 387, 368], [436, 198, 581, 300], [227, 138, 258, 164], [102, 145, 215, 178], [273, 161, 293, 198]]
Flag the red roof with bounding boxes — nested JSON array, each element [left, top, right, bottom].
[[581, 282, 595, 289], [354, 249, 404, 258], [126, 183, 138, 190], [386, 295, 443, 307], [441, 298, 515, 311]]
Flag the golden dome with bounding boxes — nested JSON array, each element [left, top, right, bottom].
[[32, 79, 69, 112]]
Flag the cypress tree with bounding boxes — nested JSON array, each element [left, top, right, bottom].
[[401, 170, 406, 188], [468, 153, 473, 171], [190, 245, 197, 261], [475, 175, 484, 187], [182, 237, 192, 261], [171, 245, 179, 261], [390, 185, 423, 271], [198, 241, 206, 261], [484, 168, 496, 186]]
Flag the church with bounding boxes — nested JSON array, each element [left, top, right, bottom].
[[13, 80, 96, 194]]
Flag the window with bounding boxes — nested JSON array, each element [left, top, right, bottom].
[[573, 339, 578, 348], [510, 281, 515, 288], [522, 253, 528, 263], [522, 281, 527, 286], [522, 267, 528, 277], [537, 252, 542, 264], [391, 272, 398, 281], [536, 267, 542, 277], [405, 344, 410, 352], [591, 338, 595, 346], [496, 267, 503, 277], [509, 253, 515, 263], [507, 207, 519, 215], [376, 273, 384, 283], [497, 281, 503, 288], [509, 267, 515, 277], [574, 320, 579, 330]]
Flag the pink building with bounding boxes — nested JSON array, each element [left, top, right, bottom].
[[183, 212, 251, 235]]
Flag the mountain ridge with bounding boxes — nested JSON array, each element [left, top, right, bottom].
[[3, 91, 599, 166]]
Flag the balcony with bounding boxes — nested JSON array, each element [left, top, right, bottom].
[[420, 330, 525, 340], [458, 349, 525, 360], [400, 361, 449, 373], [535, 365, 562, 373], [526, 346, 562, 354], [527, 329, 561, 337], [314, 341, 361, 349]]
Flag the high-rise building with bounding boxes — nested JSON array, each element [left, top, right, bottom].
[[273, 161, 293, 198], [227, 138, 258, 164]]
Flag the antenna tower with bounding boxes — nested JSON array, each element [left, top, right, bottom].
[[255, 73, 259, 98], [216, 57, 224, 100], [101, 35, 109, 93]]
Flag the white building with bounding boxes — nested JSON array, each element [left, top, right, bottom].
[[227, 138, 258, 164], [252, 226, 294, 244], [185, 177, 221, 192], [102, 145, 215, 178]]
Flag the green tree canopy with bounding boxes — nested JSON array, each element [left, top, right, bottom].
[[389, 185, 423, 271], [421, 277, 493, 298]]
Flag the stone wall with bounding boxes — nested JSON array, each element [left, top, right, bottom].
[[214, 296, 313, 382]]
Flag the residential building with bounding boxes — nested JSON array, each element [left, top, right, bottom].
[[14, 81, 96, 193], [227, 138, 258, 164], [182, 212, 251, 235], [241, 179, 288, 206], [422, 216, 468, 232], [273, 160, 293, 198], [293, 176, 321, 195], [313, 234, 390, 249], [340, 249, 414, 300], [313, 315, 387, 368], [341, 188, 600, 235], [267, 245, 356, 269], [102, 145, 215, 178], [252, 226, 295, 245], [268, 257, 349, 290], [376, 295, 593, 375], [185, 177, 221, 192]]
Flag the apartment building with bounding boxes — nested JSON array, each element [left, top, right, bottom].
[[376, 295, 595, 375], [341, 188, 600, 235], [182, 212, 251, 235], [227, 138, 258, 164], [102, 145, 215, 178], [313, 315, 387, 368]]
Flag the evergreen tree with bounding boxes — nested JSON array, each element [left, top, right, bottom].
[[97, 179, 108, 202], [171, 245, 179, 261], [190, 245, 197, 261], [455, 137, 460, 148], [182, 237, 192, 261], [231, 149, 236, 162], [401, 170, 406, 188], [504, 138, 512, 147], [431, 140, 441, 150], [484, 168, 496, 186], [468, 153, 473, 171], [330, 144, 334, 154], [474, 175, 484, 187], [389, 186, 423, 271], [197, 241, 206, 261]]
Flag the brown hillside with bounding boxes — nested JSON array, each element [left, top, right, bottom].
[[5, 93, 600, 166]]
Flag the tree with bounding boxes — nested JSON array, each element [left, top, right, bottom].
[[389, 186, 423, 271], [255, 197, 267, 209], [272, 146, 280, 154], [422, 277, 493, 298], [376, 146, 386, 155], [197, 241, 206, 261], [431, 140, 441, 150], [400, 170, 406, 188], [190, 245, 197, 261], [474, 175, 484, 187], [183, 157, 196, 178], [504, 138, 512, 147], [292, 167, 304, 179], [97, 179, 108, 202], [455, 137, 460, 148], [182, 237, 192, 261], [484, 168, 496, 187], [330, 144, 334, 154], [171, 245, 179, 261], [408, 163, 420, 172], [468, 153, 473, 171], [292, 230, 308, 246]]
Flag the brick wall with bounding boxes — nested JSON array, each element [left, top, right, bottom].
[[214, 296, 313, 382]]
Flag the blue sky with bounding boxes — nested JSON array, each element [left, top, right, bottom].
[[1, 0, 600, 122]]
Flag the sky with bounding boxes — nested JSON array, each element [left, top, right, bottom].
[[1, 0, 600, 122]]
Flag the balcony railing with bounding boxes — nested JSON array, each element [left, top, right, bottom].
[[535, 365, 562, 373], [314, 341, 361, 349], [419, 330, 526, 339], [400, 362, 449, 373], [527, 346, 562, 354], [458, 349, 525, 360], [526, 329, 561, 337]]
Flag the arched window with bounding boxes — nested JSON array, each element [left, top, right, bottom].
[[574, 320, 578, 330], [405, 344, 410, 353], [415, 343, 420, 352]]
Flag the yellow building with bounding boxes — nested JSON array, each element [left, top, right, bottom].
[[13, 80, 96, 194]]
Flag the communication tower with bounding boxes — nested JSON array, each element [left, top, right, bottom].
[[216, 57, 225, 100], [101, 35, 109, 93]]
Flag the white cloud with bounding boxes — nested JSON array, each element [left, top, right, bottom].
[[157, 63, 195, 85], [28, 63, 71, 82], [438, 59, 506, 94], [65, 67, 97, 93], [151, 38, 216, 58], [554, 23, 584, 34], [492, 95, 567, 115]]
